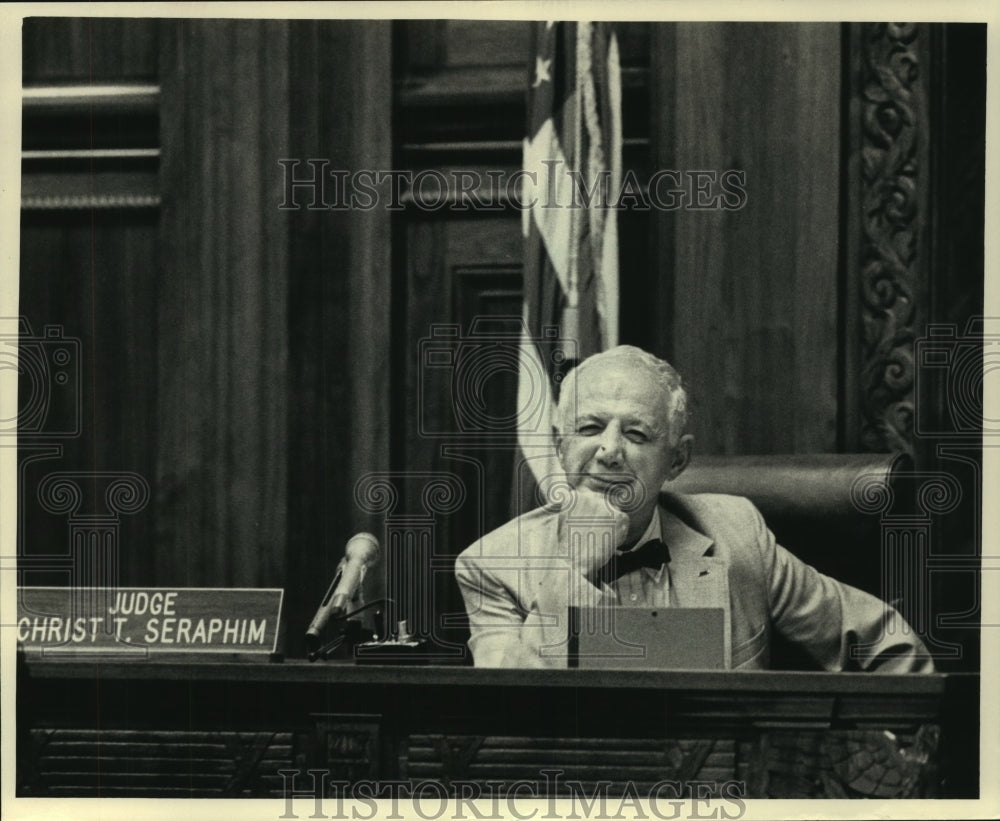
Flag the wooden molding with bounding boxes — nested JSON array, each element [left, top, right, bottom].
[[22, 84, 160, 211]]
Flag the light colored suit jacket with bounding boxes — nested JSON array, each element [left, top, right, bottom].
[[455, 492, 934, 672]]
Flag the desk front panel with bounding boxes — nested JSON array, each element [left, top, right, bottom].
[[17, 658, 977, 799]]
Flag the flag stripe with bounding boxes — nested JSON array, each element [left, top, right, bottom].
[[516, 20, 623, 505]]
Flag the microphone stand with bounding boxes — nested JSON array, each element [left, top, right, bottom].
[[307, 598, 429, 663]]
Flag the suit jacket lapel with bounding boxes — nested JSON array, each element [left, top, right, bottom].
[[659, 506, 733, 667]]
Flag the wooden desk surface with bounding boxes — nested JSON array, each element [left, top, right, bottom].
[[21, 656, 955, 692]]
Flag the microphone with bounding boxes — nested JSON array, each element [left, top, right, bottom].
[[306, 532, 380, 652]]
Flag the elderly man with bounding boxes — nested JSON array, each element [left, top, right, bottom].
[[455, 345, 933, 671]]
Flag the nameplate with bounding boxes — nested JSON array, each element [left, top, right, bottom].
[[568, 606, 726, 670], [16, 587, 283, 655]]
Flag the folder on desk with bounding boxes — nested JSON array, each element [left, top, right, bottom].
[[567, 606, 726, 670]]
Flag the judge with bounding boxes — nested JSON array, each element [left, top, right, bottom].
[[455, 345, 933, 671]]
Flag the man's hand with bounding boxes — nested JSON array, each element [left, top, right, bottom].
[[555, 486, 630, 579]]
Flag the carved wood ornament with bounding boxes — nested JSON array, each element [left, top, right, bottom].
[[855, 23, 927, 457]]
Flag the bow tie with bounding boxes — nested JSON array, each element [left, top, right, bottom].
[[599, 538, 671, 582]]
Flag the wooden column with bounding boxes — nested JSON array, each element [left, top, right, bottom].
[[665, 23, 841, 455], [283, 21, 393, 656], [156, 20, 291, 587]]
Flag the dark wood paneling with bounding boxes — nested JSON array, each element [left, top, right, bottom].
[[404, 734, 734, 791], [926, 26, 986, 336], [20, 19, 395, 658], [284, 20, 393, 658], [344, 24, 394, 538], [404, 217, 523, 530], [668, 23, 840, 455], [644, 23, 677, 363], [18, 18, 164, 590], [401, 216, 522, 646], [17, 212, 158, 585], [22, 17, 159, 83], [921, 24, 986, 673], [437, 20, 530, 67], [156, 20, 290, 588], [22, 729, 296, 797]]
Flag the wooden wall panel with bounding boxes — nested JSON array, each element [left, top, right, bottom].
[[667, 23, 841, 456], [18, 19, 161, 587], [401, 216, 522, 646], [438, 20, 530, 67], [20, 18, 394, 657], [22, 17, 159, 83], [17, 213, 159, 585], [645, 24, 677, 364], [922, 25, 986, 671]]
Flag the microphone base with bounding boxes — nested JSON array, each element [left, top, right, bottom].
[[354, 638, 429, 665], [306, 619, 375, 662]]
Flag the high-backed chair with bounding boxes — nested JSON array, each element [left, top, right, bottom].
[[664, 452, 913, 668]]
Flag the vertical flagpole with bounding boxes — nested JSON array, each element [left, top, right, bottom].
[[562, 22, 586, 364], [603, 27, 621, 348]]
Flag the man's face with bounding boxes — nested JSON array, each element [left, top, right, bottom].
[[554, 359, 686, 519]]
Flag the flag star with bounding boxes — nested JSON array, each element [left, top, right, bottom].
[[533, 57, 552, 88]]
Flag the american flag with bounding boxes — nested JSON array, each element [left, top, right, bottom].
[[515, 21, 622, 510]]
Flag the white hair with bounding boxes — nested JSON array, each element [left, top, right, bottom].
[[554, 345, 689, 440]]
